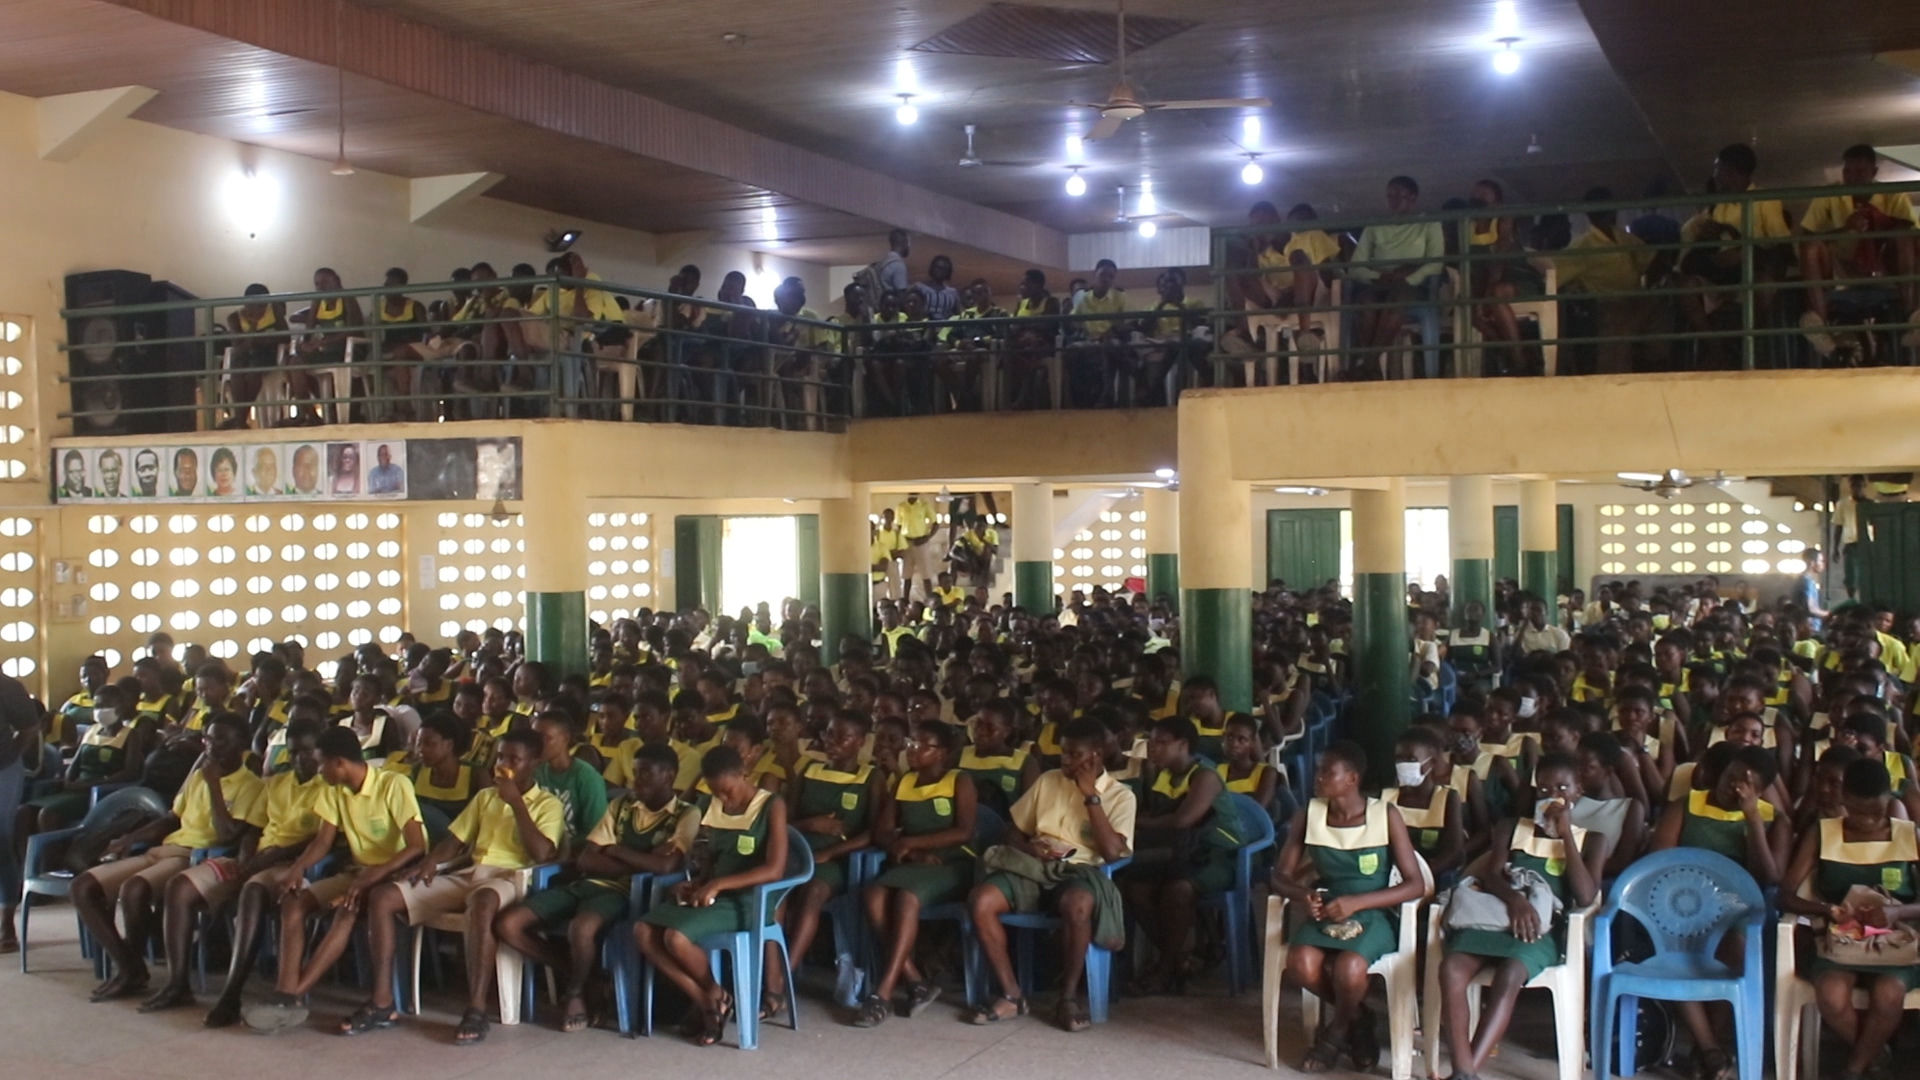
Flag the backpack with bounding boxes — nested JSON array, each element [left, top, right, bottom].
[[850, 259, 887, 314]]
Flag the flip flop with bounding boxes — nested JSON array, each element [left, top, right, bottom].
[[967, 995, 1027, 1025], [243, 999, 310, 1035]]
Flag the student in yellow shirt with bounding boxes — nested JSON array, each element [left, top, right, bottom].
[[1679, 143, 1793, 364], [1797, 144, 1917, 348], [72, 713, 266, 1002], [244, 727, 427, 1034], [149, 715, 329, 1018], [871, 508, 907, 601], [894, 493, 939, 604], [1555, 189, 1665, 374], [1067, 259, 1129, 407]]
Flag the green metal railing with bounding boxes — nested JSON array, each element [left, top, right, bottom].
[[56, 179, 1920, 433]]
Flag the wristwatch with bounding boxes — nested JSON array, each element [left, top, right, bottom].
[[1084, 793, 1102, 808]]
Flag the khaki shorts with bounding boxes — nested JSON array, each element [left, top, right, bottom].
[[300, 866, 366, 908], [393, 865, 521, 926], [177, 860, 301, 906], [81, 844, 192, 900]]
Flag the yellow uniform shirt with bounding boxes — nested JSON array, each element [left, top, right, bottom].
[[1555, 225, 1653, 295], [258, 770, 328, 851], [933, 585, 966, 609], [317, 765, 424, 867], [1801, 191, 1917, 234], [448, 786, 567, 870], [1006, 769, 1137, 867], [1072, 287, 1130, 338], [664, 739, 711, 791], [593, 734, 643, 788], [895, 500, 936, 541], [1282, 230, 1341, 266], [526, 272, 623, 323], [165, 766, 269, 849], [1683, 192, 1791, 243]]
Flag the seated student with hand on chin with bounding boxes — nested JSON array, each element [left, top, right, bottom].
[[966, 716, 1137, 1033], [72, 712, 266, 1003], [496, 742, 698, 1033], [1270, 741, 1426, 1072]]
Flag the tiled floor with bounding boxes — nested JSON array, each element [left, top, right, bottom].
[[2, 912, 1583, 1080]]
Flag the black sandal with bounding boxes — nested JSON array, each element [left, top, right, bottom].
[[1350, 1005, 1381, 1070], [454, 1008, 489, 1045], [1301, 1033, 1347, 1074], [1696, 1047, 1736, 1080], [967, 995, 1028, 1025], [852, 994, 890, 1028], [904, 981, 942, 1017], [337, 1001, 399, 1037], [695, 991, 733, 1047]]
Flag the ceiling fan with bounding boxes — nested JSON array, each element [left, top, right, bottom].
[[1616, 469, 1745, 499], [1112, 185, 1180, 227], [1071, 0, 1271, 141], [956, 124, 1035, 168]]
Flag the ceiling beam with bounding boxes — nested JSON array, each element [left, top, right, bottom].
[[408, 172, 504, 224], [99, 0, 1068, 268], [36, 84, 155, 162]]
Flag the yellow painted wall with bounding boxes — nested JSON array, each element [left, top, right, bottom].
[[850, 409, 1176, 484]]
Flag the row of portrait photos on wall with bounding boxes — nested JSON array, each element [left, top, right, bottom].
[[50, 436, 523, 504]]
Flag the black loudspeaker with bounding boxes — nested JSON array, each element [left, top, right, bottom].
[[64, 270, 200, 436]]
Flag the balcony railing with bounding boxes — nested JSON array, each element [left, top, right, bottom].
[[56, 180, 1920, 433]]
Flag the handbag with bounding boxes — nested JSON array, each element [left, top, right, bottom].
[[1817, 885, 1920, 967], [1443, 866, 1557, 935]]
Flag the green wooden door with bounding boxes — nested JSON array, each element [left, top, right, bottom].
[[1266, 510, 1343, 592], [1492, 504, 1574, 591], [1854, 502, 1920, 615], [794, 514, 821, 609], [673, 515, 722, 612]]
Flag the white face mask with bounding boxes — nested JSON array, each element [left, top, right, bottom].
[[1518, 696, 1539, 719], [93, 707, 117, 725], [1394, 761, 1428, 786]]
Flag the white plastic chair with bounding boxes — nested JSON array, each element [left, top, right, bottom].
[[1421, 891, 1597, 1080], [1263, 852, 1434, 1077], [405, 864, 549, 1026], [1773, 879, 1920, 1080], [1240, 278, 1345, 386], [1460, 261, 1560, 376], [218, 344, 291, 429]]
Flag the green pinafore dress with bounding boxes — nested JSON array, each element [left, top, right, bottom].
[[1677, 789, 1776, 864], [871, 770, 973, 905], [642, 788, 783, 940], [796, 760, 875, 893], [1292, 798, 1399, 963], [1807, 816, 1920, 991], [1448, 817, 1584, 979]]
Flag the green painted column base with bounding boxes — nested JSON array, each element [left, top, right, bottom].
[[1148, 554, 1180, 606], [1014, 561, 1053, 614], [525, 591, 589, 683], [1450, 557, 1493, 627], [1181, 587, 1252, 714], [1521, 550, 1559, 606], [820, 572, 873, 665], [1353, 572, 1412, 790]]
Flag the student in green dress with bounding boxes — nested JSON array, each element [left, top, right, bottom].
[[18, 684, 155, 835], [1442, 704, 1503, 848], [635, 745, 791, 1047], [853, 719, 977, 1027], [1384, 726, 1465, 880], [1270, 741, 1427, 1072], [498, 742, 696, 1033], [52, 654, 111, 749], [958, 699, 1038, 817], [1779, 759, 1920, 1080], [1835, 708, 1920, 823], [1436, 752, 1605, 1080], [1792, 746, 1860, 835], [1573, 733, 1648, 877], [388, 712, 483, 843], [1216, 712, 1279, 817], [1179, 674, 1241, 762], [765, 710, 882, 1015], [1648, 743, 1790, 1080], [1123, 716, 1240, 995]]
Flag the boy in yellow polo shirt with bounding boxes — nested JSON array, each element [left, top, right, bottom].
[[72, 712, 266, 1003], [145, 713, 329, 1016], [244, 727, 427, 1033]]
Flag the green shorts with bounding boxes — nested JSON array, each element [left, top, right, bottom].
[[519, 879, 630, 929], [981, 871, 1094, 914]]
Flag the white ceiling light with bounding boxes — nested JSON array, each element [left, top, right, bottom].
[[1137, 219, 1158, 238], [1064, 167, 1087, 197], [1138, 182, 1157, 216], [1241, 155, 1264, 185], [1154, 467, 1176, 479], [895, 94, 919, 125], [894, 56, 919, 93], [1492, 39, 1521, 75], [1273, 486, 1329, 496], [760, 205, 778, 242], [1493, 0, 1520, 36], [1066, 134, 1085, 161], [1242, 115, 1261, 148]]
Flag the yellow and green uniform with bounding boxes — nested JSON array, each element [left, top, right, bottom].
[[958, 745, 1029, 817], [657, 739, 707, 793], [1140, 760, 1246, 892], [795, 759, 876, 892], [1678, 789, 1776, 863], [872, 771, 974, 904], [641, 789, 786, 939], [1447, 818, 1586, 979], [1806, 817, 1920, 990], [137, 692, 176, 727], [1570, 674, 1609, 704], [383, 753, 478, 843], [467, 712, 519, 769], [1189, 710, 1248, 763], [589, 732, 642, 788], [27, 719, 141, 819], [54, 690, 96, 745], [1291, 798, 1399, 962], [522, 794, 699, 928], [1384, 786, 1451, 861]]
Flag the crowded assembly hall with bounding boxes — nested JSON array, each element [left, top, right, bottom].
[[4, 3, 1920, 1080]]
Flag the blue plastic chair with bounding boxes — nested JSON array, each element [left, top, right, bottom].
[[820, 847, 882, 1007], [640, 825, 814, 1049], [597, 869, 687, 1036], [881, 805, 1006, 1009], [1194, 793, 1278, 995], [968, 853, 1133, 1023], [18, 785, 168, 973], [1590, 848, 1767, 1080]]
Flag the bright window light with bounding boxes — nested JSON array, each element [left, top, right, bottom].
[[720, 516, 798, 616], [1138, 183, 1157, 216], [1493, 0, 1520, 35], [761, 205, 778, 242], [1066, 134, 1085, 161], [1242, 116, 1261, 147]]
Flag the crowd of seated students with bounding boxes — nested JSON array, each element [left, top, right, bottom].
[[1, 564, 1915, 1070]]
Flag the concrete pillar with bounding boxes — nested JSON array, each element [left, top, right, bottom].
[[1352, 478, 1410, 787], [819, 483, 874, 664], [1144, 486, 1180, 604], [1012, 483, 1055, 612], [522, 436, 588, 680], [1520, 478, 1558, 604], [1177, 398, 1252, 712], [1448, 475, 1495, 626]]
